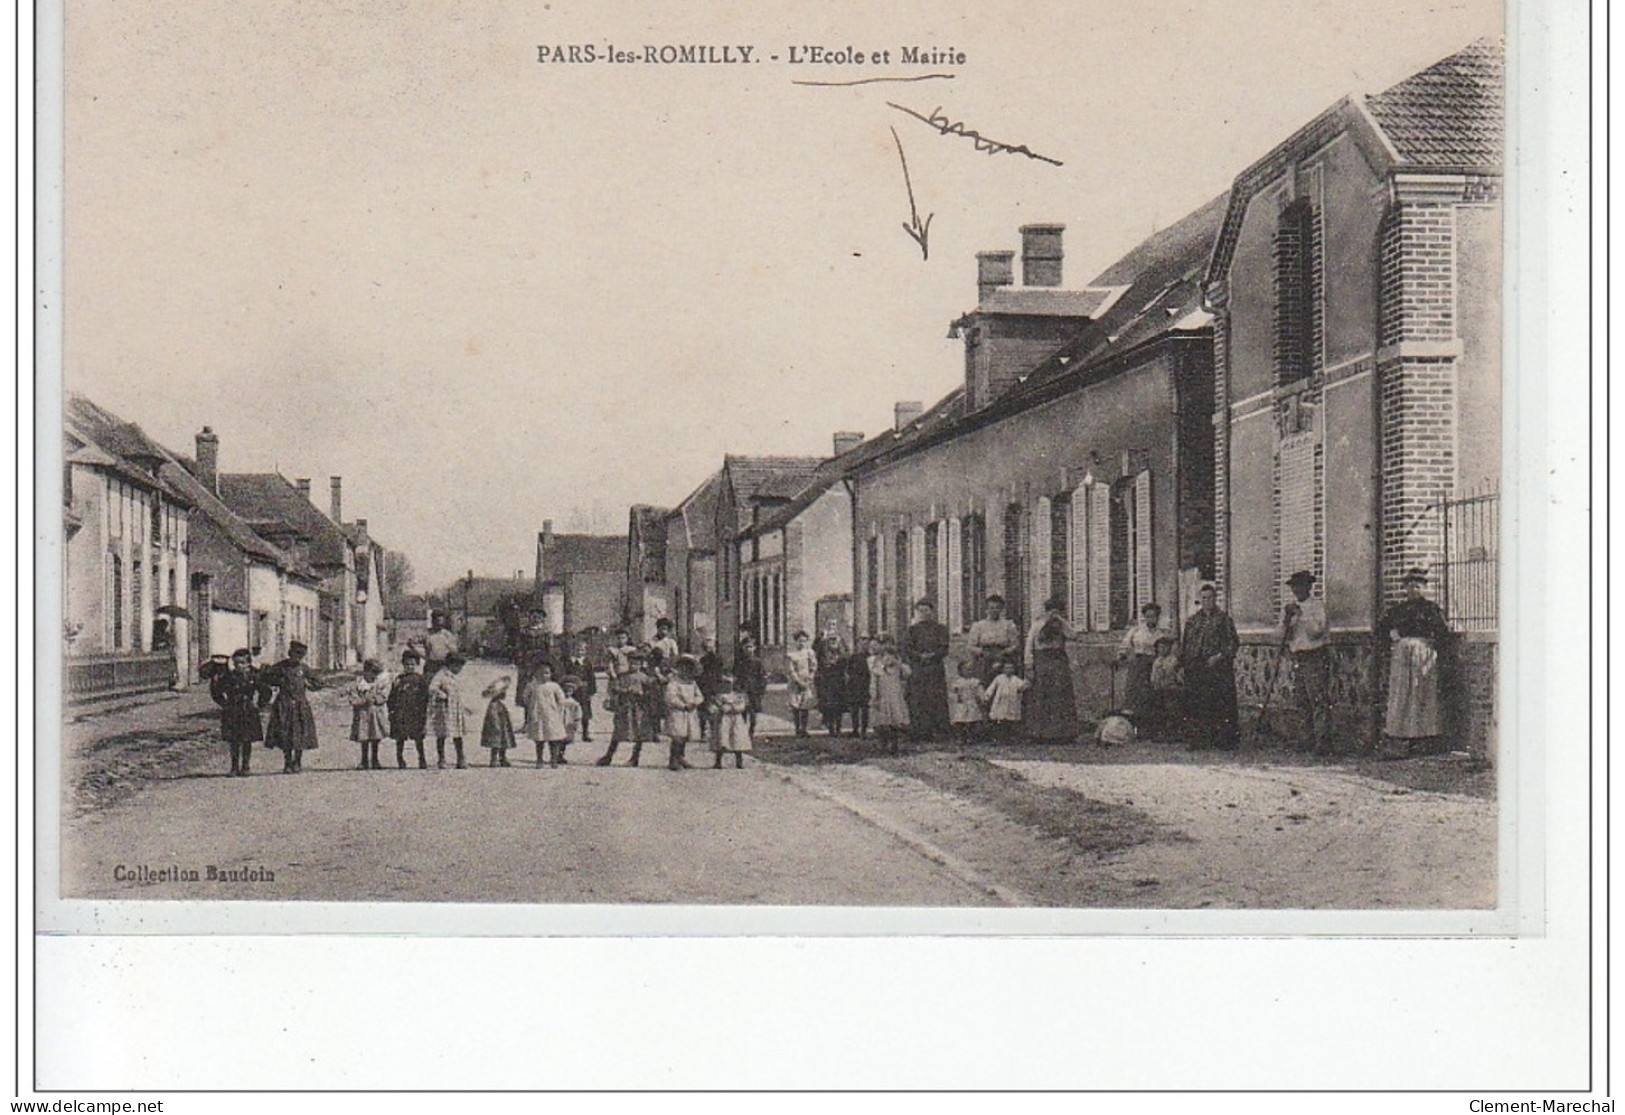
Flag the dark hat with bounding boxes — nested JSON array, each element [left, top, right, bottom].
[[1140, 601, 1163, 615], [288, 639, 308, 654], [1043, 594, 1067, 612], [400, 648, 422, 663], [1403, 567, 1429, 584], [1286, 570, 1317, 587]]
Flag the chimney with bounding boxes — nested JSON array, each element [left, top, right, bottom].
[[976, 250, 1015, 304], [536, 521, 554, 588], [1020, 224, 1064, 287], [329, 477, 343, 523], [295, 477, 312, 501], [833, 431, 864, 457], [354, 518, 369, 549], [894, 401, 924, 432], [195, 427, 220, 495]]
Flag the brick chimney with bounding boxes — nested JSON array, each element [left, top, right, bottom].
[[195, 427, 220, 495], [833, 431, 865, 457], [1020, 224, 1064, 287], [329, 477, 343, 522], [535, 520, 554, 588], [977, 250, 1015, 304], [353, 517, 369, 549], [894, 401, 924, 432]]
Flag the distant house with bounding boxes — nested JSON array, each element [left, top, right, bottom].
[[532, 521, 627, 637], [713, 455, 828, 662], [625, 505, 670, 641], [386, 593, 432, 652], [663, 473, 723, 650], [62, 395, 194, 700]]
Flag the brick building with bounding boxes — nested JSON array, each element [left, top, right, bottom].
[[850, 206, 1223, 715], [1206, 38, 1503, 753]]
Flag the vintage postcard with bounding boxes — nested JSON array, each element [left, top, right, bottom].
[[42, 0, 1527, 940], [29, 0, 1601, 1096]]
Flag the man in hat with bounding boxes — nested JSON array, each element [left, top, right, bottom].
[[1180, 584, 1240, 750], [1283, 570, 1333, 754], [1374, 568, 1452, 759]]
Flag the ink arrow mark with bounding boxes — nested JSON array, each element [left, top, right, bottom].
[[891, 126, 932, 261]]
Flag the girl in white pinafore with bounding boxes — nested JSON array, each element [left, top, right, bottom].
[[710, 674, 753, 769], [521, 662, 570, 767]]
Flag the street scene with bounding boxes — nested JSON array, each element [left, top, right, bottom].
[[56, 7, 1504, 913]]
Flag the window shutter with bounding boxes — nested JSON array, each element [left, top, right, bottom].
[[947, 517, 963, 631], [1134, 470, 1154, 610], [910, 525, 927, 608], [1089, 484, 1111, 630], [1070, 483, 1091, 628], [876, 527, 890, 632], [1030, 496, 1052, 611]]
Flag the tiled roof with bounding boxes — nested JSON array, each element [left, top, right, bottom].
[[724, 456, 827, 506], [157, 456, 289, 568], [217, 473, 352, 568], [668, 472, 724, 553], [1365, 37, 1504, 170], [541, 534, 626, 576], [64, 394, 192, 503]]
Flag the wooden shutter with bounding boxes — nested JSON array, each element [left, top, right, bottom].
[[910, 525, 927, 609], [1089, 484, 1111, 630], [947, 517, 963, 631], [1070, 483, 1091, 628], [1030, 496, 1052, 611], [1134, 470, 1154, 610], [876, 526, 890, 632]]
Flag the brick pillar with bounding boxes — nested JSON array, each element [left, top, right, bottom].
[[1207, 281, 1231, 608], [1377, 176, 1468, 606]]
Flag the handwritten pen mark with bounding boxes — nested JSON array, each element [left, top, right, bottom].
[[890, 126, 932, 261], [792, 73, 957, 87], [886, 101, 1064, 167]]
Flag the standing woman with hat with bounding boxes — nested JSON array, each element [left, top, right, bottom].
[[1283, 571, 1333, 754], [1374, 568, 1452, 758], [1024, 595, 1084, 742], [261, 640, 324, 773]]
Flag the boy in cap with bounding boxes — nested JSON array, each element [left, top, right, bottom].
[[1283, 570, 1333, 754]]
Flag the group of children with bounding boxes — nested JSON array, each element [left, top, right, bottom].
[[596, 634, 755, 771]]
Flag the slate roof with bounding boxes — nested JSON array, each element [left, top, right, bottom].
[[1364, 37, 1504, 170], [540, 534, 627, 576], [724, 456, 828, 507], [217, 473, 352, 568], [157, 455, 292, 570], [64, 394, 192, 502], [976, 287, 1118, 317]]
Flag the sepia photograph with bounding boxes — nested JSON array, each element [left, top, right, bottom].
[[43, 0, 1518, 922]]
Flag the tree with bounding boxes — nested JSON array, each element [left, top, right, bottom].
[[382, 550, 415, 600]]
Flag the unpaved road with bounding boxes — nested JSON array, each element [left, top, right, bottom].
[[59, 660, 1496, 908]]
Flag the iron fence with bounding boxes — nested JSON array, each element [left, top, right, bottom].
[[65, 650, 176, 703], [1440, 486, 1498, 632]]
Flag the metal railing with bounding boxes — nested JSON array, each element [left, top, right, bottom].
[[1440, 486, 1498, 632], [65, 650, 177, 704]]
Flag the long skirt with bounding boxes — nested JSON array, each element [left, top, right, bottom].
[[350, 705, 389, 742], [1122, 654, 1155, 715], [1026, 649, 1078, 741], [265, 696, 318, 752], [1385, 637, 1441, 738], [905, 660, 950, 738], [1184, 661, 1240, 748]]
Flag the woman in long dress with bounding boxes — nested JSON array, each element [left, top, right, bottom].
[[814, 634, 849, 735], [1024, 596, 1082, 742], [903, 600, 951, 740], [262, 640, 323, 773], [1375, 568, 1452, 758]]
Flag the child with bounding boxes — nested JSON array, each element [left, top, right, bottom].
[[521, 661, 569, 767], [949, 659, 988, 745], [843, 638, 872, 739], [349, 658, 392, 770], [785, 630, 818, 737], [560, 679, 585, 761], [869, 636, 912, 755], [710, 673, 752, 769], [480, 676, 517, 767], [596, 651, 650, 766], [209, 648, 265, 777], [387, 648, 430, 769], [641, 643, 669, 742], [1148, 636, 1184, 741], [664, 656, 705, 771], [261, 639, 323, 773], [984, 658, 1031, 744], [427, 654, 470, 769]]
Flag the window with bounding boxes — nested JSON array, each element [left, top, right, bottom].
[[1273, 198, 1319, 386], [923, 523, 940, 613], [1002, 503, 1026, 629], [960, 514, 987, 630], [110, 554, 124, 649], [865, 537, 880, 634], [151, 497, 163, 549], [893, 530, 910, 633], [1049, 493, 1071, 616]]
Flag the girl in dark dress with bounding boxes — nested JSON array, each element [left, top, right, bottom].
[[387, 648, 431, 769], [261, 640, 323, 773], [734, 634, 768, 736], [209, 648, 266, 777], [815, 635, 849, 735], [843, 637, 873, 738]]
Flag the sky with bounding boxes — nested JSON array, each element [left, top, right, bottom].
[[61, 0, 1502, 589]]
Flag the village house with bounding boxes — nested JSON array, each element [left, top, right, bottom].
[[164, 426, 321, 673], [662, 473, 723, 650], [1206, 37, 1503, 754], [624, 505, 670, 641], [62, 396, 194, 700], [849, 207, 1225, 715], [532, 521, 626, 639]]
